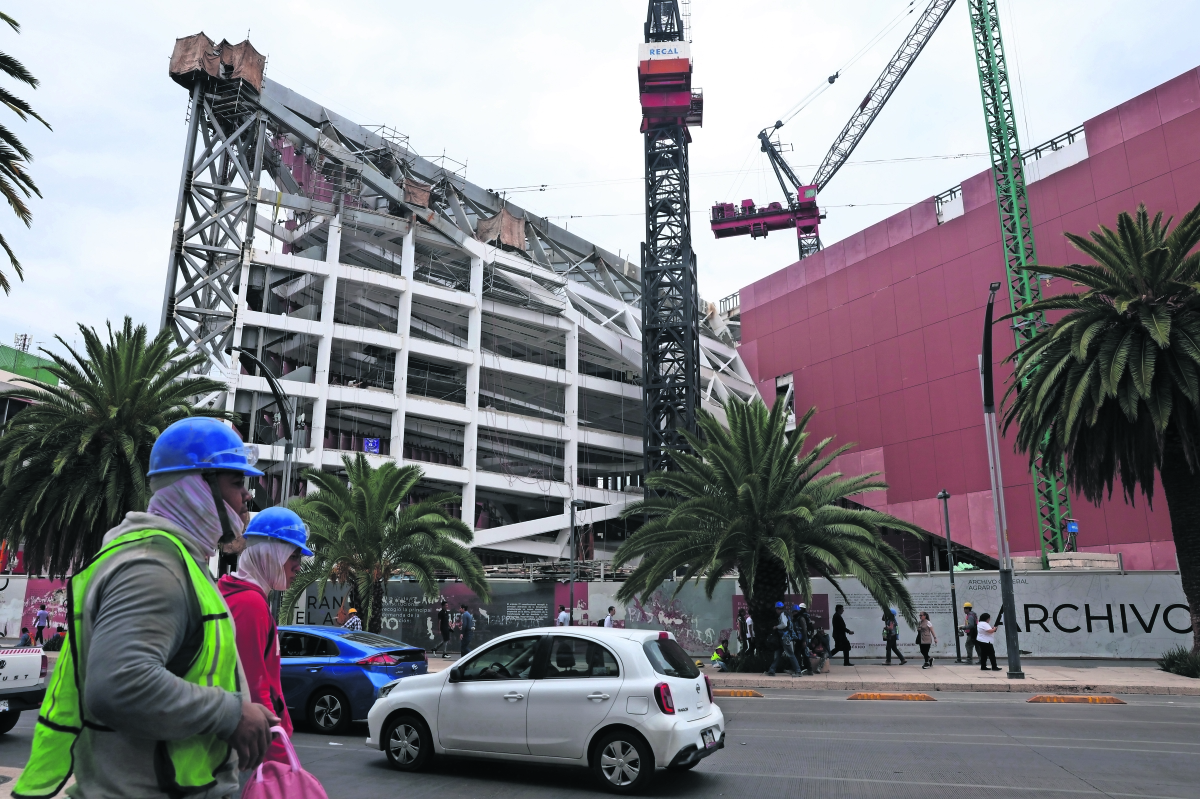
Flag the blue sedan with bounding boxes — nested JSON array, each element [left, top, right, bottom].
[[278, 626, 428, 734]]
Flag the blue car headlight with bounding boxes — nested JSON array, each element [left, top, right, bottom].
[[378, 679, 402, 699]]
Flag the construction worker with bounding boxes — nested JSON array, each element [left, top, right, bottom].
[[15, 418, 277, 799], [219, 507, 311, 768]]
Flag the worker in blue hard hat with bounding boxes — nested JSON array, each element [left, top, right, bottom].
[[767, 600, 802, 677], [219, 507, 311, 769], [17, 417, 280, 799]]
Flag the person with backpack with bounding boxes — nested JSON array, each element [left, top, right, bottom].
[[219, 507, 310, 769], [882, 608, 907, 665], [962, 602, 979, 664], [766, 601, 802, 677], [792, 604, 814, 675], [829, 604, 855, 666]]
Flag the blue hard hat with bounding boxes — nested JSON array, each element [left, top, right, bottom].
[[775, 601, 784, 608], [149, 418, 264, 477], [244, 507, 312, 556]]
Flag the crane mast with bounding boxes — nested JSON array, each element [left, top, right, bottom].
[[639, 1, 703, 475], [712, 0, 956, 259], [968, 0, 1071, 559]]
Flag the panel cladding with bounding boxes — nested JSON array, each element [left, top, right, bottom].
[[738, 66, 1200, 569]]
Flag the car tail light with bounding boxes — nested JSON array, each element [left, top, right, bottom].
[[40, 655, 47, 680], [653, 682, 675, 715], [703, 673, 713, 703], [356, 653, 398, 666]]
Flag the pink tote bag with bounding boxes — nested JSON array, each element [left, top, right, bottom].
[[241, 727, 329, 799]]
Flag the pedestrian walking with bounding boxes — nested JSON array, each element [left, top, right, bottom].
[[792, 604, 814, 674], [603, 606, 616, 628], [976, 612, 1001, 671], [962, 602, 978, 664], [829, 603, 855, 666], [917, 611, 938, 668], [342, 607, 363, 631], [434, 600, 452, 658], [767, 601, 802, 677], [460, 604, 475, 656], [736, 607, 750, 655], [556, 604, 570, 626], [882, 608, 907, 665], [15, 417, 277, 799], [218, 506, 310, 768], [33, 604, 49, 645]]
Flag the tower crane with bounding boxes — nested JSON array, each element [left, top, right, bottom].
[[638, 0, 703, 475], [710, 0, 956, 259]]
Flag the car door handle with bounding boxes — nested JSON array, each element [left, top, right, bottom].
[[503, 691, 525, 701], [586, 693, 610, 701], [307, 667, 323, 673]]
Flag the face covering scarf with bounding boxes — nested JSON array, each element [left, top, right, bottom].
[[147, 472, 246, 557], [234, 539, 299, 592]]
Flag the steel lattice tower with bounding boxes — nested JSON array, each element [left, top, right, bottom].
[[969, 0, 1071, 558], [640, 1, 702, 475]]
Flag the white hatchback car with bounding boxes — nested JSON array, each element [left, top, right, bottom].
[[366, 627, 725, 792]]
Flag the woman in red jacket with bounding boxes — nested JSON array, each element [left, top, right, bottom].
[[219, 506, 310, 764]]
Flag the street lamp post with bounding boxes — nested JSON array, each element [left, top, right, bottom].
[[980, 282, 1024, 679], [936, 489, 964, 663], [232, 348, 296, 505], [569, 500, 586, 626]]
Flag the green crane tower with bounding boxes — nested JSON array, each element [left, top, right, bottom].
[[968, 0, 1071, 562]]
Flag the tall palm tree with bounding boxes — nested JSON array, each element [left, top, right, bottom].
[[613, 396, 925, 655], [0, 13, 51, 293], [0, 317, 232, 577], [1002, 201, 1200, 651], [283, 453, 490, 633]]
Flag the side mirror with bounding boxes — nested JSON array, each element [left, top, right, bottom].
[[448, 665, 462, 683]]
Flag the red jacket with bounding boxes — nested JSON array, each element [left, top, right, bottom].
[[218, 575, 293, 763]]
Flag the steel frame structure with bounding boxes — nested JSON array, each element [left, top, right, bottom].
[[641, 1, 701, 476], [162, 38, 753, 560], [968, 0, 1071, 559]]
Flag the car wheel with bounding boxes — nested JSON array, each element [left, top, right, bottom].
[[307, 688, 350, 735], [0, 711, 19, 735], [383, 714, 434, 771], [592, 730, 655, 793]]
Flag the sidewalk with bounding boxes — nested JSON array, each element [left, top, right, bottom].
[[708, 661, 1200, 695]]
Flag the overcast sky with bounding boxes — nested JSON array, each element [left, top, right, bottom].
[[4, 1, 1198, 357]]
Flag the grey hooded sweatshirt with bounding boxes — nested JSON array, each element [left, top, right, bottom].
[[67, 512, 245, 799]]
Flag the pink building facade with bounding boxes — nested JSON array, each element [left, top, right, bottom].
[[736, 67, 1200, 570]]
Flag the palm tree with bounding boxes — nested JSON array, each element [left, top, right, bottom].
[[613, 396, 925, 658], [1002, 201, 1200, 651], [0, 13, 52, 293], [0, 317, 232, 577], [282, 453, 490, 633]]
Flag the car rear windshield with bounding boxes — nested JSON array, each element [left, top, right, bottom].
[[343, 632, 411, 649], [642, 638, 700, 678]]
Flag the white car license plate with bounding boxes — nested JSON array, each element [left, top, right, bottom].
[[0, 701, 8, 713], [701, 727, 717, 749]]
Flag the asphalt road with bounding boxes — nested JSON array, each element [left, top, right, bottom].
[[0, 690, 1197, 798]]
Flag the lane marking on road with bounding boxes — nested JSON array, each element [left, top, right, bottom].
[[847, 691, 935, 701], [702, 768, 1191, 798], [722, 707, 1200, 725], [728, 731, 1199, 755], [1028, 694, 1126, 704], [723, 727, 1200, 747], [713, 689, 763, 697]]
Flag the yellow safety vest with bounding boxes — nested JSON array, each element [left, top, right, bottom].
[[14, 529, 241, 799]]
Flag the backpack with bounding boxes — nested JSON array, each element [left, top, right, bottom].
[[242, 727, 328, 799]]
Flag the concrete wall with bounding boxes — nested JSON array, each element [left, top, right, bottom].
[[736, 66, 1200, 569]]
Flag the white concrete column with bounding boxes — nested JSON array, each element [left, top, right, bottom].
[[563, 323, 579, 512], [306, 214, 342, 479], [389, 225, 416, 462], [460, 255, 484, 529]]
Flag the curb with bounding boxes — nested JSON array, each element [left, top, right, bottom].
[[708, 676, 1200, 696]]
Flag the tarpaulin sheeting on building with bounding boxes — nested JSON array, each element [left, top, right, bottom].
[[169, 33, 266, 92], [475, 207, 526, 250], [403, 178, 432, 208]]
